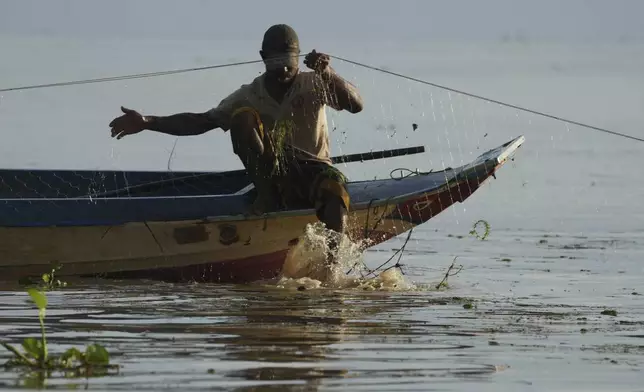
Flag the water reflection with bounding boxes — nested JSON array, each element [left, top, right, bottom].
[[5, 241, 640, 392], [0, 280, 485, 390]]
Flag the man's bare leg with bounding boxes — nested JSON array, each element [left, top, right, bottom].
[[230, 111, 279, 214], [317, 191, 348, 265]]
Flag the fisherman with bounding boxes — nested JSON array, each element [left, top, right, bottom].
[[109, 24, 364, 263]]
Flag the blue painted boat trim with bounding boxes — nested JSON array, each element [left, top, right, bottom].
[[0, 136, 524, 227]]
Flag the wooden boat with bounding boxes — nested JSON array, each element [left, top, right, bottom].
[[0, 136, 524, 283]]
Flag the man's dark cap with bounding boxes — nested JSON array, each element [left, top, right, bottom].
[[261, 24, 300, 54]]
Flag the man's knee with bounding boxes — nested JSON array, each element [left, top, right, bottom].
[[230, 109, 264, 156], [315, 177, 350, 211]]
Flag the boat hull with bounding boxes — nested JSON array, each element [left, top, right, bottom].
[[0, 136, 525, 283]]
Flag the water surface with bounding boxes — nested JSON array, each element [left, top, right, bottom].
[[1, 28, 644, 391], [1, 228, 643, 391]]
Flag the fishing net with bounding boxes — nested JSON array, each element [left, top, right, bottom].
[[3, 43, 615, 287], [0, 51, 522, 286]]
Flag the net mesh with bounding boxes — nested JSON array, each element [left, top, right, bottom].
[[0, 51, 529, 287]]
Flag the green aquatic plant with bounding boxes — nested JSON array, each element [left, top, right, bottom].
[[435, 220, 490, 290], [1, 288, 118, 378], [41, 264, 67, 290], [469, 219, 490, 240], [19, 264, 68, 291], [2, 289, 49, 368], [268, 119, 296, 177]]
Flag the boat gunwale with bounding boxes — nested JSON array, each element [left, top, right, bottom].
[[0, 135, 524, 226]]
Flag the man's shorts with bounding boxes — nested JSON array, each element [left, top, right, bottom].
[[229, 106, 350, 213], [277, 159, 350, 214]]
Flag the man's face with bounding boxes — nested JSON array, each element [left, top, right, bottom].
[[261, 51, 299, 84]]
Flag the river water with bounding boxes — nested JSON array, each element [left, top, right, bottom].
[[1, 27, 644, 391]]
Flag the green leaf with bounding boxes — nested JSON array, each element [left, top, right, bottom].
[[84, 344, 109, 366], [61, 347, 83, 361], [60, 347, 83, 368], [1, 342, 22, 358], [1, 342, 36, 367], [21, 338, 43, 359], [42, 273, 51, 284], [27, 289, 47, 311]]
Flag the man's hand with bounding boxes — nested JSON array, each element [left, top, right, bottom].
[[304, 50, 331, 74], [304, 50, 364, 114], [109, 106, 147, 139]]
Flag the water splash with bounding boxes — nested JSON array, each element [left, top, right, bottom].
[[276, 222, 417, 292]]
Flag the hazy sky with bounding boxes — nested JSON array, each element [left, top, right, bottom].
[[1, 0, 642, 44]]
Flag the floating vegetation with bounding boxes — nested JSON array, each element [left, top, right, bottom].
[[1, 286, 118, 386], [18, 264, 67, 291], [601, 309, 618, 317], [435, 221, 494, 290], [41, 264, 67, 290], [469, 220, 490, 241]]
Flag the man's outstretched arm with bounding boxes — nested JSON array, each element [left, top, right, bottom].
[[143, 112, 220, 136], [109, 107, 223, 139]]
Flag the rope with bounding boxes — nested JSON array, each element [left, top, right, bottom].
[[1, 53, 641, 143], [0, 55, 304, 93], [390, 167, 434, 180]]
